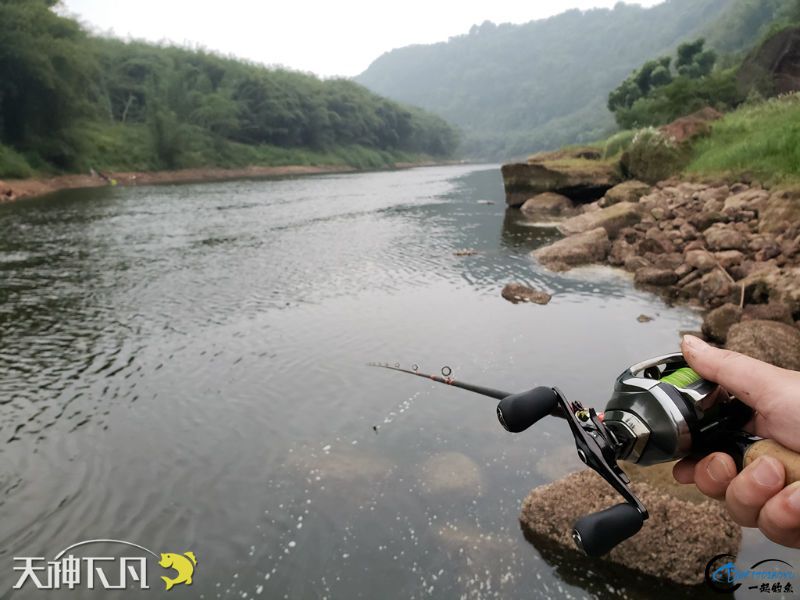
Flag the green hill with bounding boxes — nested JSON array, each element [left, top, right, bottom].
[[0, 0, 458, 179], [355, 0, 791, 161]]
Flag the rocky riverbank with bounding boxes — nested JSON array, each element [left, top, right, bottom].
[[516, 177, 800, 368]]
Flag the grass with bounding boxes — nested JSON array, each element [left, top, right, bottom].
[[0, 121, 435, 179], [685, 93, 800, 184]]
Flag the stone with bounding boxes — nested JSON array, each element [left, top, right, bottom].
[[624, 255, 651, 272], [501, 158, 621, 207], [704, 224, 748, 251], [760, 189, 800, 234], [602, 180, 651, 206], [702, 303, 743, 343], [689, 211, 725, 231], [519, 470, 741, 586], [714, 250, 745, 269], [737, 26, 800, 96], [533, 227, 610, 271], [684, 249, 717, 272], [520, 192, 575, 215], [659, 106, 722, 143], [634, 267, 677, 286], [501, 283, 552, 305], [723, 189, 770, 213], [742, 302, 794, 325], [637, 314, 654, 323], [557, 202, 642, 238], [609, 240, 635, 266], [726, 320, 800, 370], [699, 269, 735, 307]]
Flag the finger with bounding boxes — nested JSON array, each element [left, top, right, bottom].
[[681, 335, 781, 411], [757, 482, 800, 548], [725, 456, 785, 527], [673, 458, 697, 484], [692, 453, 737, 500]]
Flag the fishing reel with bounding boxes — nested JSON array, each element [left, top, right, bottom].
[[373, 352, 777, 557]]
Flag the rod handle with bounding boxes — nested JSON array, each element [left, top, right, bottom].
[[744, 440, 800, 484]]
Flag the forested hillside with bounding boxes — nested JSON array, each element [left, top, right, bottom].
[[0, 0, 458, 178], [356, 0, 793, 160]]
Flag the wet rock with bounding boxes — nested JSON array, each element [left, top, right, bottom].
[[635, 267, 677, 286], [624, 255, 651, 272], [704, 224, 748, 251], [557, 202, 641, 238], [419, 452, 484, 495], [702, 303, 742, 343], [533, 227, 610, 271], [519, 469, 741, 586], [609, 239, 635, 266], [637, 314, 654, 323], [742, 302, 794, 325], [726, 320, 800, 370], [454, 249, 479, 256], [501, 283, 552, 305], [520, 192, 575, 215], [684, 249, 716, 272], [601, 180, 651, 207]]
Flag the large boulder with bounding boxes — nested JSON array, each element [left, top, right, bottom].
[[726, 319, 800, 370], [659, 107, 722, 143], [519, 469, 741, 586], [520, 192, 575, 215], [501, 158, 621, 207], [557, 202, 641, 238], [533, 227, 610, 271], [600, 180, 651, 207]]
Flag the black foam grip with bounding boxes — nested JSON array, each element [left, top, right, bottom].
[[571, 503, 644, 557], [496, 387, 558, 433]]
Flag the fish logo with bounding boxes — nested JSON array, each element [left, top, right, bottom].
[[159, 552, 197, 591]]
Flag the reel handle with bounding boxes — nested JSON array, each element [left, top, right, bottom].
[[571, 503, 644, 557], [496, 387, 559, 433], [744, 439, 800, 484]]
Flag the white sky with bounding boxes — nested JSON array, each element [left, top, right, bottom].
[[59, 0, 664, 78]]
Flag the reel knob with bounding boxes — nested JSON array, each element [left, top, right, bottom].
[[571, 503, 644, 557], [496, 387, 558, 433]]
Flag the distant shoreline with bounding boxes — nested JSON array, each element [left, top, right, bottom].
[[0, 160, 463, 204]]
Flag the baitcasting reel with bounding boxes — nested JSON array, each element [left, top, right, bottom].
[[371, 353, 798, 557]]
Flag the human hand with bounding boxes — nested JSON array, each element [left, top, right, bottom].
[[672, 335, 800, 548]]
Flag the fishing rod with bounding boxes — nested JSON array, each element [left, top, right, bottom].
[[371, 353, 800, 558]]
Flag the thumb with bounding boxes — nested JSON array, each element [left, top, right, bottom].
[[681, 335, 779, 411]]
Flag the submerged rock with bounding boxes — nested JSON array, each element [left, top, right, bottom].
[[418, 452, 484, 496], [533, 227, 610, 271], [501, 283, 552, 305], [519, 469, 741, 586], [726, 319, 800, 370]]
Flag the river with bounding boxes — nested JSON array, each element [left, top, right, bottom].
[[0, 165, 786, 598]]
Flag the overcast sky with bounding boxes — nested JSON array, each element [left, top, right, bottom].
[[60, 0, 664, 78]]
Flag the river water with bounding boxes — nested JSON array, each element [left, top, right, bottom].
[[0, 165, 787, 599]]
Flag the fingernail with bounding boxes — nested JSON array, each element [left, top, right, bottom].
[[751, 456, 783, 488], [787, 483, 800, 512], [683, 335, 708, 351], [707, 455, 735, 483]]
